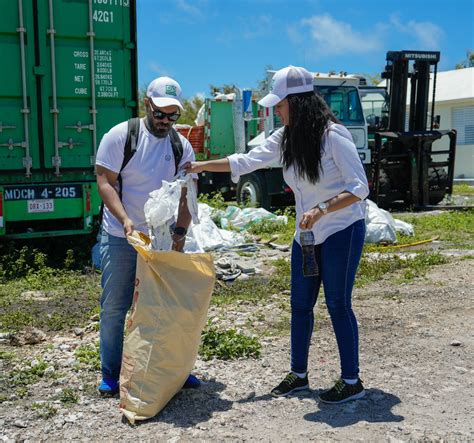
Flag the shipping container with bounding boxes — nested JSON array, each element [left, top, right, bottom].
[[0, 0, 138, 238]]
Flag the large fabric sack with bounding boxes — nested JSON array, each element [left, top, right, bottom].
[[119, 232, 215, 423]]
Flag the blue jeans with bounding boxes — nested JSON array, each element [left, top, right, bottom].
[[99, 231, 137, 380], [290, 219, 365, 379]]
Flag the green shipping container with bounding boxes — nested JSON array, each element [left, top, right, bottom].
[[0, 0, 138, 238]]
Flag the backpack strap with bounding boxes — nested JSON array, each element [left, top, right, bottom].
[[118, 117, 140, 199], [98, 118, 140, 223], [169, 127, 184, 175]]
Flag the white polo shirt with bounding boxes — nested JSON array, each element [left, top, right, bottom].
[[96, 118, 197, 238], [228, 123, 369, 245]]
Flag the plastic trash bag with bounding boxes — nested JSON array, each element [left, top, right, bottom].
[[144, 174, 199, 251], [365, 200, 414, 243], [119, 231, 215, 424], [218, 205, 288, 230]]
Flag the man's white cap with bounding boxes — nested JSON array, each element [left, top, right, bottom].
[[258, 66, 314, 107], [146, 76, 184, 110]]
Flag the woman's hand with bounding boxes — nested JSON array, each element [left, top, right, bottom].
[[183, 161, 206, 174], [299, 208, 323, 230]]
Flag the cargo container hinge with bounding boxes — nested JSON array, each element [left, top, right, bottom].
[[58, 138, 84, 149], [88, 0, 98, 164], [17, 0, 32, 177], [65, 122, 94, 133], [0, 139, 25, 150]]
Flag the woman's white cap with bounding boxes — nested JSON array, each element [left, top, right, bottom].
[[258, 66, 314, 107]]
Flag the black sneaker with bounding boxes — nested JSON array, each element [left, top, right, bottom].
[[271, 372, 309, 397], [318, 378, 365, 404]]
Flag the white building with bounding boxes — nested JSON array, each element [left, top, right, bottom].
[[432, 68, 474, 180], [381, 67, 474, 180]]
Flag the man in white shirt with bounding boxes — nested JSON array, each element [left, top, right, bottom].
[[95, 76, 199, 395]]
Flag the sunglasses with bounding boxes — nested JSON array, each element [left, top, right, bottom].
[[148, 104, 181, 122]]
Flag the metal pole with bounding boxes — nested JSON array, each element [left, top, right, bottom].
[[17, 0, 32, 176], [47, 0, 60, 175], [88, 0, 98, 166], [430, 63, 438, 131]]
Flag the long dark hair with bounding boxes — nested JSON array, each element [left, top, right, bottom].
[[281, 91, 338, 184]]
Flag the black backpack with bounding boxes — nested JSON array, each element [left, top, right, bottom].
[[99, 117, 184, 221]]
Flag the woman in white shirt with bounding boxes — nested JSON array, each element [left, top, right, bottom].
[[184, 66, 369, 404]]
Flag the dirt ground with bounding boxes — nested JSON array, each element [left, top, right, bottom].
[[0, 252, 473, 441]]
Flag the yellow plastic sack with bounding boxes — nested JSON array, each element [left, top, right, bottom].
[[119, 232, 215, 423]]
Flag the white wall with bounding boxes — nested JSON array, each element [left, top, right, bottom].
[[432, 99, 474, 179]]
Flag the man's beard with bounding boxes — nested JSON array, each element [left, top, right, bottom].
[[145, 114, 172, 138]]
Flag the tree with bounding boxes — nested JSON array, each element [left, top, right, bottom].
[[208, 84, 236, 96], [179, 95, 205, 126], [138, 85, 147, 117], [365, 73, 382, 85], [455, 50, 474, 69]]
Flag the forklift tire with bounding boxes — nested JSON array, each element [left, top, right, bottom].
[[428, 167, 449, 205], [237, 172, 271, 209]]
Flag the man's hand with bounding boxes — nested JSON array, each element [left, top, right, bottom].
[[123, 217, 134, 236], [299, 208, 323, 230], [171, 233, 186, 252]]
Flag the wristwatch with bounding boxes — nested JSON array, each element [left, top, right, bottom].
[[173, 226, 187, 236], [317, 201, 329, 215]]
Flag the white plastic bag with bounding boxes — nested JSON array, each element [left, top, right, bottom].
[[365, 199, 414, 243], [144, 175, 199, 251]]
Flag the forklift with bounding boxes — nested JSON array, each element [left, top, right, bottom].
[[369, 50, 457, 208]]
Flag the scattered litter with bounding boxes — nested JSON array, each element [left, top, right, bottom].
[[268, 242, 290, 252], [217, 205, 287, 230]]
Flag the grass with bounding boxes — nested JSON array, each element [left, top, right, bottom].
[[31, 402, 58, 419], [356, 250, 449, 287], [453, 184, 474, 195], [394, 209, 474, 249], [57, 387, 80, 405], [75, 342, 101, 371], [0, 358, 54, 399], [199, 322, 261, 360], [0, 271, 100, 332]]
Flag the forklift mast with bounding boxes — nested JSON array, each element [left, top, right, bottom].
[[382, 50, 440, 132], [372, 50, 457, 209]]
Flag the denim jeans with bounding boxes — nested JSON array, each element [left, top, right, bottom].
[[290, 219, 365, 379], [99, 231, 137, 380]]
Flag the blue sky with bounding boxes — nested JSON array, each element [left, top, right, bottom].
[[137, 0, 473, 99]]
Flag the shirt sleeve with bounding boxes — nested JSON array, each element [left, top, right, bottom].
[[177, 134, 198, 180], [328, 126, 369, 200], [227, 127, 284, 183], [95, 122, 128, 173]]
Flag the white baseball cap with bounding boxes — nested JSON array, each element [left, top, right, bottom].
[[258, 66, 314, 107], [146, 76, 184, 110]]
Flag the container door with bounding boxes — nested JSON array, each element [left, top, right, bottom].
[[206, 100, 237, 157], [36, 0, 136, 174], [0, 0, 39, 174]]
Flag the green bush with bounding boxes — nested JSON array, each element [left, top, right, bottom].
[[200, 323, 261, 360], [58, 387, 79, 405], [75, 343, 101, 371]]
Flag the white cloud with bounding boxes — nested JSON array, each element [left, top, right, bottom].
[[176, 0, 205, 20], [390, 14, 444, 49], [148, 62, 171, 77], [299, 14, 382, 55]]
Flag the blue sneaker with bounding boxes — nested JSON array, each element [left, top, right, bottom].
[[182, 374, 201, 389], [98, 378, 119, 396]]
